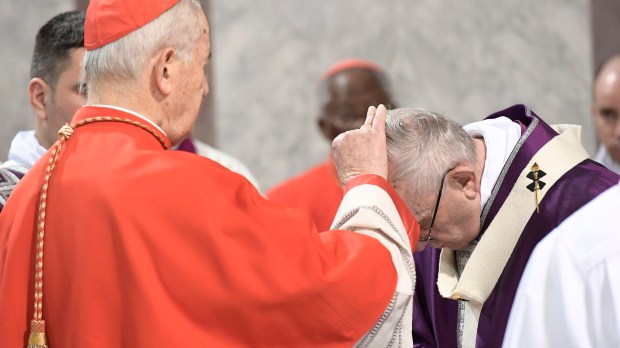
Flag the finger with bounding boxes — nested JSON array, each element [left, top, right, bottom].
[[364, 105, 377, 127], [372, 104, 387, 132]]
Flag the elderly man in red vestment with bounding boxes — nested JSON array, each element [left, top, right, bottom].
[[0, 0, 419, 347]]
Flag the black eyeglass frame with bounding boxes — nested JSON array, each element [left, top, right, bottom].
[[419, 167, 455, 242]]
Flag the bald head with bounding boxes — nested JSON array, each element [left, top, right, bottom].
[[593, 54, 620, 163], [318, 67, 395, 141]]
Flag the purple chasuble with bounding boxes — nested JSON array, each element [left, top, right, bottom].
[[412, 104, 620, 348], [176, 138, 197, 153]]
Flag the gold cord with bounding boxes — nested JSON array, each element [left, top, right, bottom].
[[27, 117, 169, 347]]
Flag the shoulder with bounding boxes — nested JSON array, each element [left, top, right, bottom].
[[108, 148, 251, 196], [190, 139, 260, 190], [545, 183, 620, 275], [267, 163, 332, 197], [163, 149, 247, 182], [561, 159, 619, 193]]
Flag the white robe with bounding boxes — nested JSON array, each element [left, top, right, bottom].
[[503, 182, 620, 348], [1, 130, 45, 174]]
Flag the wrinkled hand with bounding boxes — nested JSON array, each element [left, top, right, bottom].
[[332, 105, 388, 186]]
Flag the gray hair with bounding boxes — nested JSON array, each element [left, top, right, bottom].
[[82, 0, 203, 94], [385, 108, 477, 196]]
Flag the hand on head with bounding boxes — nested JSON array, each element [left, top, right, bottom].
[[332, 104, 388, 186]]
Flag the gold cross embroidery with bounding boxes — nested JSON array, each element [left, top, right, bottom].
[[526, 162, 547, 213]]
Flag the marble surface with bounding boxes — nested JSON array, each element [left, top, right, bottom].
[[0, 1, 594, 192]]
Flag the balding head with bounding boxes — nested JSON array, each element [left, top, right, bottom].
[[593, 54, 620, 163], [317, 62, 395, 142]]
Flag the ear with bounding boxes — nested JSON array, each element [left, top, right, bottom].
[[153, 47, 176, 96], [318, 116, 330, 139], [318, 114, 343, 141], [451, 165, 479, 200], [28, 78, 50, 121]]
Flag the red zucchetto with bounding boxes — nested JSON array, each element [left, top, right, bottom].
[[321, 58, 383, 80], [85, 0, 180, 50]]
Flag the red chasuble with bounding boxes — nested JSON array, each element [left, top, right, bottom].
[[0, 106, 419, 347], [267, 160, 343, 232]]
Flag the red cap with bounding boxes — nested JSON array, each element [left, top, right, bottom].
[[85, 0, 180, 50], [321, 59, 383, 80]]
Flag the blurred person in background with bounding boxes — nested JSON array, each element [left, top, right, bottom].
[[268, 58, 396, 230], [1, 10, 86, 176], [592, 54, 620, 174]]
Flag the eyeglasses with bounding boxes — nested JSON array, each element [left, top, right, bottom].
[[419, 167, 455, 242]]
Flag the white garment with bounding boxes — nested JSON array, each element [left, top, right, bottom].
[[1, 130, 46, 174], [503, 182, 620, 348], [334, 183, 415, 347], [594, 144, 620, 175], [464, 116, 522, 209], [191, 139, 261, 192]]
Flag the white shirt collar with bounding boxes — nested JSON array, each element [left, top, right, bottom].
[[90, 104, 167, 136], [463, 116, 522, 209]]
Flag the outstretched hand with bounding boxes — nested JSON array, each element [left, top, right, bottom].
[[332, 104, 388, 186]]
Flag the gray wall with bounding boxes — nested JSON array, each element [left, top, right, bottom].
[[592, 0, 620, 71], [0, 1, 594, 191], [210, 0, 594, 190]]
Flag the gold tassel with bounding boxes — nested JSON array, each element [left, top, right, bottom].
[[25, 123, 73, 348], [27, 319, 48, 348]]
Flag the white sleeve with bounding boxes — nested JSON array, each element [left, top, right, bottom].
[[585, 255, 620, 347], [502, 231, 589, 348], [332, 183, 415, 348], [503, 214, 620, 347]]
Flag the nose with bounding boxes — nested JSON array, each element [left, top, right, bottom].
[[614, 120, 620, 138], [202, 78, 209, 98]]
